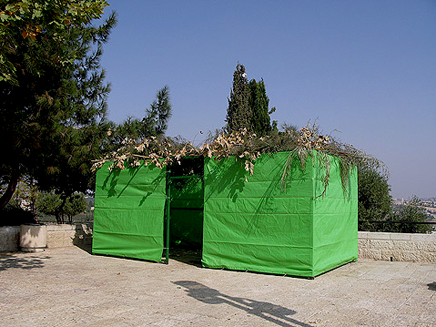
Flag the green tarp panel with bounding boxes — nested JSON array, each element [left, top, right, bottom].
[[312, 153, 358, 276], [93, 162, 167, 262], [202, 151, 358, 277]]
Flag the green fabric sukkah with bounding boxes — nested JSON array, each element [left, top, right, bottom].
[[92, 150, 358, 277]]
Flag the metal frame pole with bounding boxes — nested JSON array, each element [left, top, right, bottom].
[[165, 169, 171, 264]]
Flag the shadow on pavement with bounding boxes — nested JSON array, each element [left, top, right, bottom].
[[0, 254, 50, 271], [73, 224, 93, 254], [169, 249, 202, 267], [173, 280, 313, 327], [74, 243, 92, 254]]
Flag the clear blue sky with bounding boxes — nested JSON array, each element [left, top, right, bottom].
[[100, 0, 436, 199]]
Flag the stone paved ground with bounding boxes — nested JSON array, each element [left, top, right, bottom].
[[0, 247, 435, 327]]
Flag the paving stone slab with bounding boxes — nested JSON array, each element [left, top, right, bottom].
[[0, 247, 435, 327]]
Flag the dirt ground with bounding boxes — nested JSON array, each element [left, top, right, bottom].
[[0, 246, 435, 326]]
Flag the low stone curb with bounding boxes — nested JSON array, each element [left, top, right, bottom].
[[1, 226, 435, 262], [0, 223, 92, 252]]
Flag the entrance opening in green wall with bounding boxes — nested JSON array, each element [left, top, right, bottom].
[[166, 157, 205, 263]]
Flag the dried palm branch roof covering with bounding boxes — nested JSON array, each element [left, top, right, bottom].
[[93, 124, 386, 194]]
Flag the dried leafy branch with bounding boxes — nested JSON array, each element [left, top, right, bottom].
[[92, 136, 198, 171], [93, 123, 386, 195]]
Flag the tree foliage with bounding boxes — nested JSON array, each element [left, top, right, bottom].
[[358, 170, 433, 233], [36, 192, 63, 221], [226, 63, 251, 133], [226, 63, 276, 136], [0, 1, 116, 216], [390, 196, 433, 233], [1, 176, 38, 213], [248, 78, 275, 136], [109, 86, 172, 146], [36, 191, 87, 224], [62, 193, 88, 223], [358, 167, 393, 231], [148, 85, 172, 136], [0, 0, 112, 84]]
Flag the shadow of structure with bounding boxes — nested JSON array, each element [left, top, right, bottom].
[[0, 254, 50, 271], [173, 281, 313, 327], [428, 282, 436, 291], [73, 242, 93, 254], [73, 224, 93, 254], [169, 249, 202, 268]]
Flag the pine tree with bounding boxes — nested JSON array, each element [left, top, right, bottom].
[[111, 86, 172, 146], [0, 1, 116, 213], [144, 85, 172, 136]]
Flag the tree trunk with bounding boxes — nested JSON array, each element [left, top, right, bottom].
[[59, 196, 68, 224], [0, 169, 20, 210], [55, 212, 62, 224], [31, 200, 38, 223], [30, 179, 38, 222]]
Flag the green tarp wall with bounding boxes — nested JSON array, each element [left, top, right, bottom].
[[93, 162, 166, 262], [202, 151, 358, 277]]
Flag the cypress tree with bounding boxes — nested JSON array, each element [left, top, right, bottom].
[[226, 63, 251, 133], [226, 64, 275, 135], [248, 78, 273, 136]]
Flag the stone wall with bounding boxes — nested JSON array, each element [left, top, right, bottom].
[[358, 231, 436, 262], [46, 223, 93, 249], [2, 227, 435, 263], [0, 223, 92, 252]]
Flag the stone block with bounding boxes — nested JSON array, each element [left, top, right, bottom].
[[410, 234, 434, 242], [0, 226, 20, 252], [370, 233, 391, 240], [358, 231, 369, 239], [369, 240, 394, 250], [389, 233, 411, 241]]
